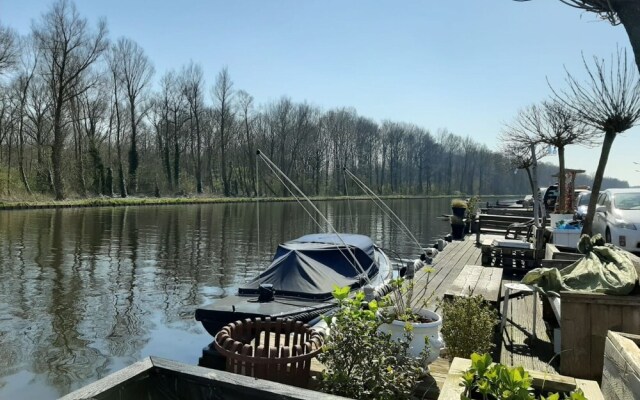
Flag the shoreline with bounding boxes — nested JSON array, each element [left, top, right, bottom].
[[0, 194, 516, 211]]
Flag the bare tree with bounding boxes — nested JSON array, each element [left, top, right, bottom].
[[180, 62, 205, 193], [213, 67, 234, 196], [499, 129, 547, 194], [111, 37, 154, 194], [504, 102, 594, 211], [516, 0, 640, 72], [0, 21, 19, 75], [32, 0, 108, 200], [552, 50, 640, 234]]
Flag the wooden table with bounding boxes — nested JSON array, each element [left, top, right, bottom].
[[443, 265, 503, 306]]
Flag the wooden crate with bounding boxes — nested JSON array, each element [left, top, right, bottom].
[[560, 291, 640, 381], [601, 331, 640, 400], [439, 357, 603, 400]]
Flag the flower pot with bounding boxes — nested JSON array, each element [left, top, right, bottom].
[[549, 213, 573, 228], [451, 223, 465, 240], [378, 309, 443, 364], [451, 206, 466, 218]]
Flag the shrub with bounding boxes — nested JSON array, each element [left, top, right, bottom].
[[318, 287, 427, 400], [451, 198, 468, 208], [440, 295, 498, 360], [461, 353, 587, 400]]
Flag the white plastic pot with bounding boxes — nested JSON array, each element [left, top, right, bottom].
[[378, 309, 443, 364]]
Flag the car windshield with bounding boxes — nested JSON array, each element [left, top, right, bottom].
[[578, 193, 590, 206], [613, 193, 640, 210]]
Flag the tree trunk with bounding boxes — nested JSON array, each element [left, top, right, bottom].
[[195, 112, 203, 194], [128, 103, 138, 194], [18, 118, 32, 196], [616, 0, 640, 73], [173, 111, 180, 191], [582, 131, 616, 235], [557, 145, 566, 213], [52, 105, 65, 200]]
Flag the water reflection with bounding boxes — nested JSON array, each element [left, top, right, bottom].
[[0, 199, 450, 399]]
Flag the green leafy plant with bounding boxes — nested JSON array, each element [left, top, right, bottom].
[[379, 273, 435, 323], [440, 295, 498, 360], [452, 198, 468, 208], [318, 286, 427, 400], [460, 353, 588, 400], [466, 195, 480, 218]]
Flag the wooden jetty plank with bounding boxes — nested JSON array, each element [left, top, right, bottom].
[[444, 265, 503, 305], [500, 276, 558, 374]]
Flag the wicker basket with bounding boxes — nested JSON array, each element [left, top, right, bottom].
[[214, 317, 324, 388]]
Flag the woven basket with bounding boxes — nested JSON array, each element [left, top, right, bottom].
[[214, 317, 324, 388]]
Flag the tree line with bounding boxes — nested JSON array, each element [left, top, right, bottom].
[[0, 0, 629, 201]]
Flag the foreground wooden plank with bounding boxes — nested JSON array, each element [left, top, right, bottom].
[[440, 357, 603, 400]]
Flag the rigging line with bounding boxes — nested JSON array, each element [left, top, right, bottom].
[[257, 153, 323, 229], [343, 169, 354, 232], [344, 168, 425, 254], [257, 150, 372, 284], [253, 156, 347, 289], [256, 154, 260, 264], [257, 153, 372, 286]]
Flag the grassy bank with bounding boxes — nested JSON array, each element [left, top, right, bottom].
[[0, 194, 518, 211]]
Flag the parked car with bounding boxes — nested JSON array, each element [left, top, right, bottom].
[[542, 185, 559, 212], [574, 191, 591, 220], [592, 188, 640, 253]]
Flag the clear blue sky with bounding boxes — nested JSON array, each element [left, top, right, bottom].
[[2, 0, 639, 186]]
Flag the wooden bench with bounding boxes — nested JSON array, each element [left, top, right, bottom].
[[443, 265, 503, 306], [475, 214, 535, 244]]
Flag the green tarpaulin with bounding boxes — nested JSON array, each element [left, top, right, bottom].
[[522, 235, 638, 295]]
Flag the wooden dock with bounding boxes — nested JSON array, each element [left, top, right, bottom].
[[309, 233, 557, 399], [407, 234, 558, 398]]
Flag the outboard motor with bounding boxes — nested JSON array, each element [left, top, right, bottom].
[[258, 283, 275, 302]]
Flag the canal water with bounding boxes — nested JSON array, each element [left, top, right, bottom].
[[0, 198, 451, 399]]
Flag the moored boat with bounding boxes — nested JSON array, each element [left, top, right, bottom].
[[195, 233, 393, 338]]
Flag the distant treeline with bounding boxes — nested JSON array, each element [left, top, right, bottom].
[[0, 1, 629, 200]]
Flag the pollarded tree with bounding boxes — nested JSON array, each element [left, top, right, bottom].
[[498, 128, 546, 195], [517, 1, 640, 73], [32, 0, 108, 200], [504, 102, 594, 212], [552, 50, 640, 234]]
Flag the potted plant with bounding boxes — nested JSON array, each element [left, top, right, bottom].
[[378, 273, 443, 365], [450, 214, 466, 240], [440, 353, 601, 399], [466, 195, 480, 234], [451, 198, 468, 218], [318, 287, 428, 400], [439, 295, 498, 361]]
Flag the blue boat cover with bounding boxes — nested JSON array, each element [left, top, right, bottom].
[[239, 233, 379, 300]]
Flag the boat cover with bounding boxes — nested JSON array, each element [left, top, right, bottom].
[[239, 233, 379, 300]]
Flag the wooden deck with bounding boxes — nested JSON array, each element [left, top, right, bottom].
[[310, 233, 557, 399]]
